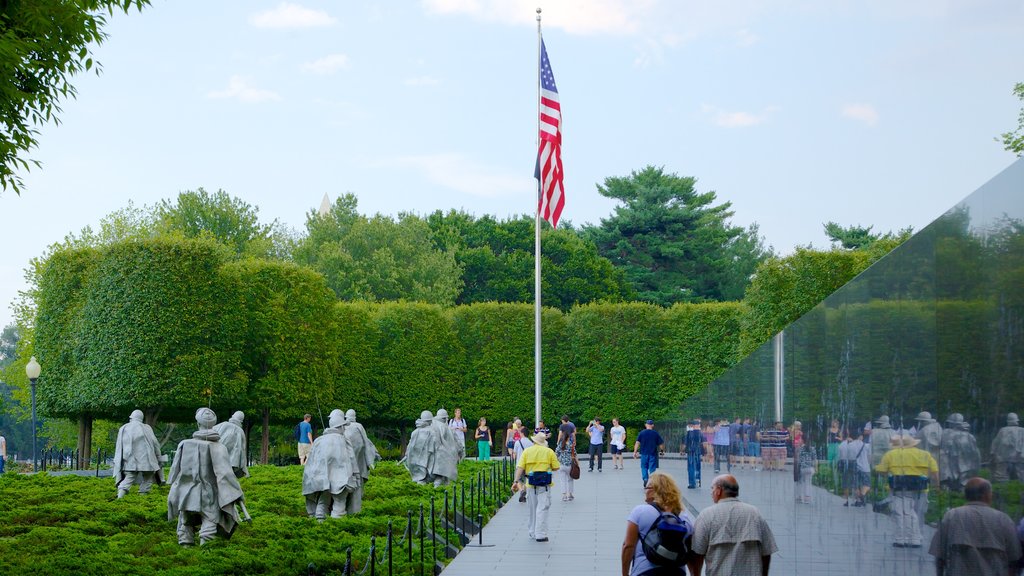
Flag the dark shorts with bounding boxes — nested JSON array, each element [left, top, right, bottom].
[[610, 444, 623, 454], [731, 442, 744, 456]]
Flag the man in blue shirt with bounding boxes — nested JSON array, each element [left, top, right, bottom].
[[632, 420, 664, 488], [298, 414, 313, 465]]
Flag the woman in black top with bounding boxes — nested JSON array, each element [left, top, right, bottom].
[[475, 417, 492, 461]]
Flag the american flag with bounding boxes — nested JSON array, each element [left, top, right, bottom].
[[535, 39, 564, 228]]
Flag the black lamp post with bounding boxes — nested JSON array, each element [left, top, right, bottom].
[[25, 356, 40, 473]]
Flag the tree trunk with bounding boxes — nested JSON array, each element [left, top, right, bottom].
[[143, 407, 161, 428], [76, 413, 93, 469], [261, 407, 270, 464], [243, 418, 256, 466]]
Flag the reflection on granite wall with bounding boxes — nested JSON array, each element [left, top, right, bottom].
[[681, 159, 1024, 573]]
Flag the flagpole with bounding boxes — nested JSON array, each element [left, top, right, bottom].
[[534, 7, 543, 427]]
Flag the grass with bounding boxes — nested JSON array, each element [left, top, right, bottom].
[[0, 459, 509, 575]]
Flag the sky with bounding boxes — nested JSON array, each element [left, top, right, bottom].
[[2, 0, 1023, 331]]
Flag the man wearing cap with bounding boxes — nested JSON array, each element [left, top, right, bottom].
[[511, 432, 560, 542], [875, 433, 939, 548], [991, 413, 1024, 482], [930, 477, 1022, 575], [914, 411, 942, 462], [633, 420, 664, 488]]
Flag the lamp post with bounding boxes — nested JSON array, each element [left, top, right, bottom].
[[25, 356, 41, 473]]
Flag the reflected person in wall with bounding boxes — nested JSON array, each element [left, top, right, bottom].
[[940, 413, 981, 490], [875, 433, 939, 549], [991, 413, 1024, 483], [914, 411, 943, 464]]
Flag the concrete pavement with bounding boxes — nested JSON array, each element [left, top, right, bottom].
[[441, 455, 936, 575]]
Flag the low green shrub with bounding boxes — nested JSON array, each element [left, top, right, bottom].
[[0, 460, 508, 575]]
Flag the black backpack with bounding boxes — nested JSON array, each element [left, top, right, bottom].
[[641, 503, 692, 569]]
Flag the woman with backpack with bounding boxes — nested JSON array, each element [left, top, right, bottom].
[[621, 472, 699, 575]]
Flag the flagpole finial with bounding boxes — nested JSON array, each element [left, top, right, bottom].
[[536, 7, 541, 21]]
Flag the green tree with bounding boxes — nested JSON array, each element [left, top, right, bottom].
[[425, 210, 632, 310], [0, 0, 149, 195], [220, 259, 342, 462], [584, 166, 770, 306], [824, 222, 879, 250], [295, 197, 462, 305], [155, 188, 290, 259], [999, 82, 1024, 156], [0, 323, 16, 367]]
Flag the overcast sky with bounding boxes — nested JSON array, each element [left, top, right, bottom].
[[2, 0, 1023, 330]]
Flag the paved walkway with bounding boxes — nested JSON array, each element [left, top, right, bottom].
[[442, 456, 935, 575]]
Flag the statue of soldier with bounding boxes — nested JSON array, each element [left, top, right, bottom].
[[431, 408, 461, 485], [342, 409, 378, 514], [302, 409, 357, 519], [167, 408, 248, 546], [213, 411, 249, 478], [112, 409, 164, 498], [405, 410, 437, 485], [991, 413, 1024, 482], [870, 415, 897, 467], [939, 413, 981, 489]]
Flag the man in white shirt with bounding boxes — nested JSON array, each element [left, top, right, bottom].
[[0, 432, 6, 474], [609, 418, 626, 470]]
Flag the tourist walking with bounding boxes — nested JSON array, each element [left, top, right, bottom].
[[512, 430, 535, 503], [620, 471, 698, 576], [475, 417, 492, 461], [587, 418, 605, 472], [930, 477, 1022, 575], [448, 408, 467, 458], [838, 429, 869, 507], [684, 419, 704, 489], [692, 474, 778, 576], [557, 415, 576, 451], [711, 419, 731, 473], [794, 440, 817, 504], [0, 430, 6, 474], [610, 418, 626, 470], [633, 420, 664, 488], [555, 425, 577, 501], [297, 413, 314, 465], [760, 421, 790, 472], [511, 432, 560, 542], [875, 433, 939, 548]]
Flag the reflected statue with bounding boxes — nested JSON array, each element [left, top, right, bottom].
[[213, 411, 249, 478], [404, 409, 460, 486], [112, 409, 164, 498], [939, 413, 981, 489], [302, 409, 358, 519], [167, 408, 249, 546], [991, 413, 1024, 482], [870, 415, 897, 467], [913, 411, 942, 462], [343, 409, 378, 514]]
